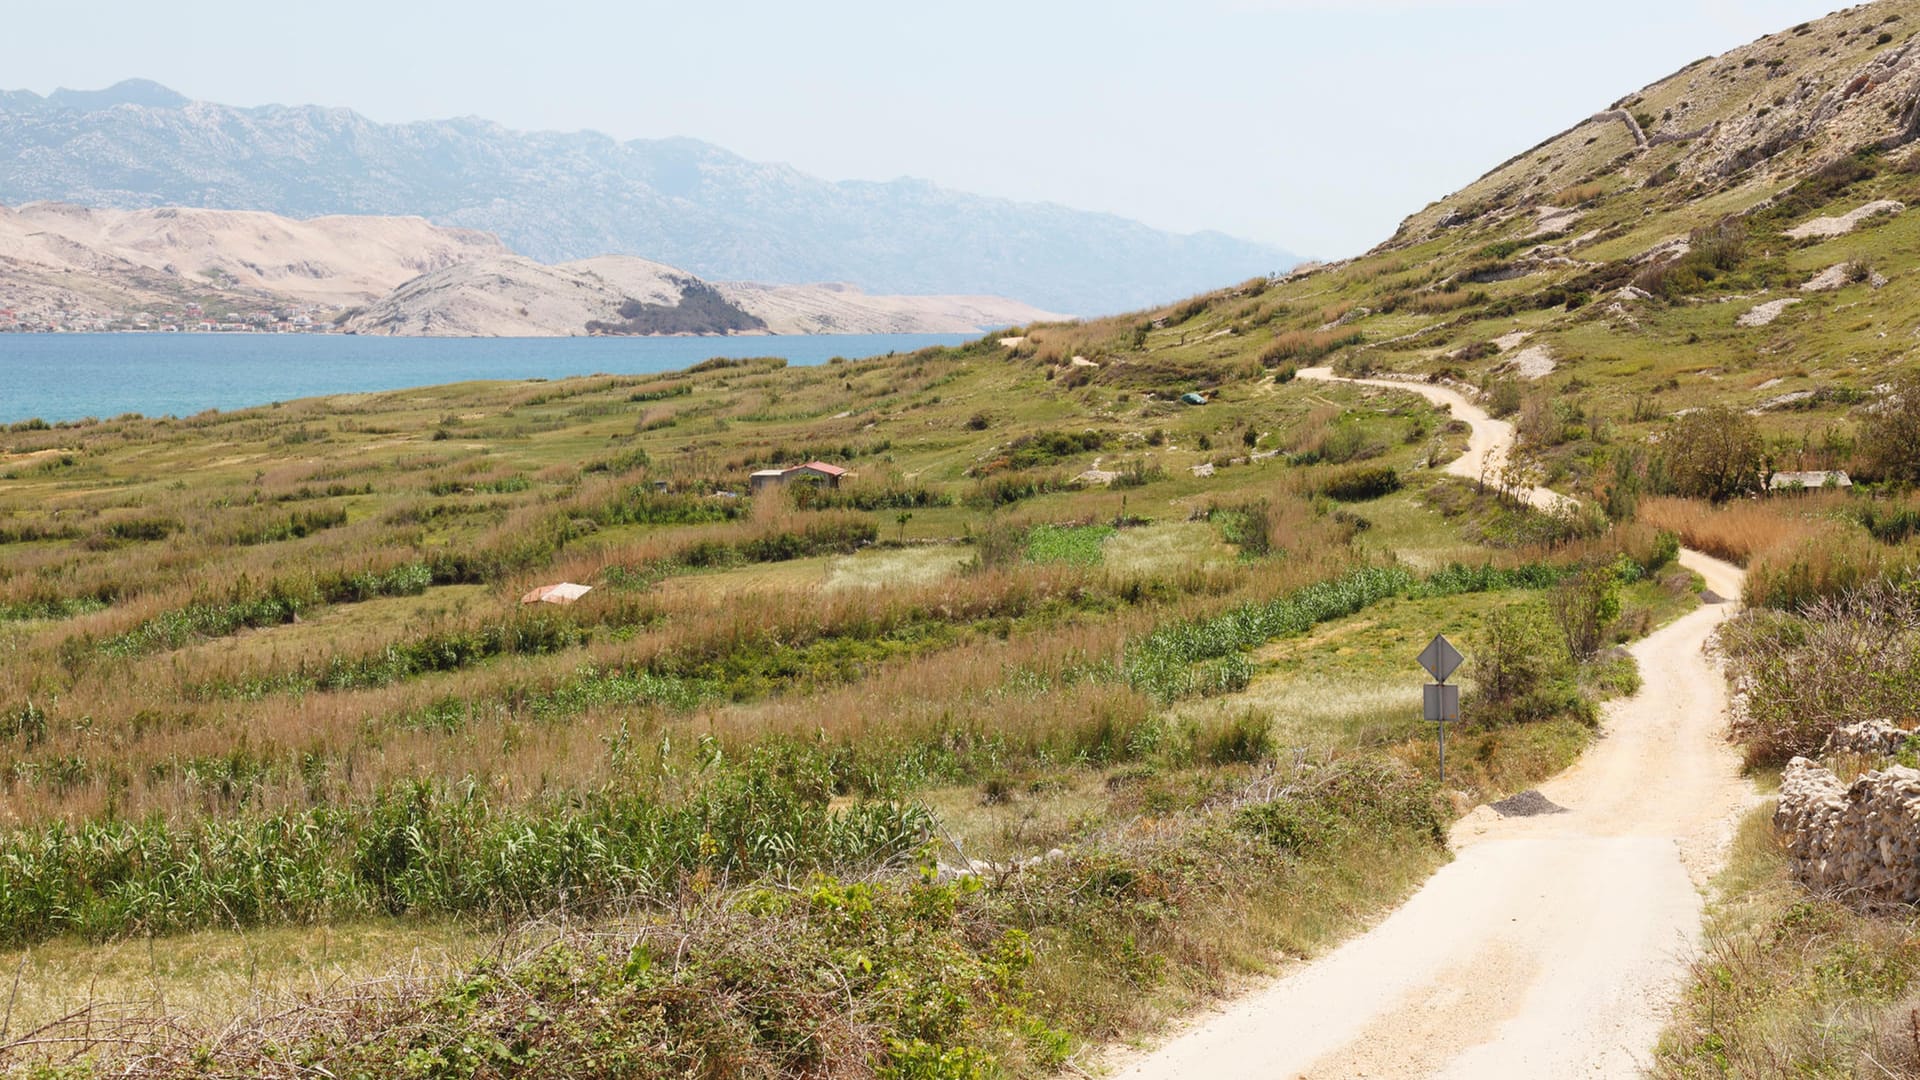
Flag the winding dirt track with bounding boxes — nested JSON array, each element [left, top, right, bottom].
[[1111, 370, 1751, 1078]]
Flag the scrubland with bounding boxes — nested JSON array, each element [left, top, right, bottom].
[[0, 333, 1705, 1076]]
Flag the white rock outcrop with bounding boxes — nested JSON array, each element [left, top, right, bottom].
[[1784, 200, 1904, 240], [1738, 298, 1802, 328]]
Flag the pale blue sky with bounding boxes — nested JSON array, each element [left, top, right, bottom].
[[17, 0, 1836, 256]]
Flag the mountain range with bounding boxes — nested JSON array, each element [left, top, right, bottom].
[[0, 202, 1063, 335], [0, 80, 1296, 315]]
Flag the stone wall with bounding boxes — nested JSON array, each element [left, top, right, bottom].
[[1775, 751, 1920, 911], [1823, 718, 1911, 758]]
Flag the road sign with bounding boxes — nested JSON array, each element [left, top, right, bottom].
[[1417, 634, 1464, 684], [1417, 633, 1467, 784], [1423, 683, 1460, 722]]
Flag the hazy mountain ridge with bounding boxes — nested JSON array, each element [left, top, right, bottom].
[[0, 82, 1295, 314]]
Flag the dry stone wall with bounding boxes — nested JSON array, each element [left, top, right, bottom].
[[1775, 751, 1920, 911], [1823, 718, 1911, 758]]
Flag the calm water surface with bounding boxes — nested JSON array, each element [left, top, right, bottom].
[[0, 333, 970, 424]]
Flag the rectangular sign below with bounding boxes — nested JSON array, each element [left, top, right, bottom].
[[1423, 683, 1460, 723]]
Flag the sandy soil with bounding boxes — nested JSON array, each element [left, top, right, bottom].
[[1109, 372, 1752, 1078]]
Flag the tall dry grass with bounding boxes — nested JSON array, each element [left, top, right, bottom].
[[1635, 495, 1906, 607]]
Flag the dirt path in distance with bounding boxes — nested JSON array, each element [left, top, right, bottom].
[[1108, 370, 1751, 1078]]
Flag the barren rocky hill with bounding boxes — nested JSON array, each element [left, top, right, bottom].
[[338, 254, 1063, 337], [0, 203, 507, 306], [0, 203, 1062, 335]]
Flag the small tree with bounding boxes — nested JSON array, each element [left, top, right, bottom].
[[1661, 406, 1763, 502], [968, 518, 1025, 573], [1862, 370, 1920, 487], [1549, 565, 1622, 661], [1468, 604, 1585, 726]]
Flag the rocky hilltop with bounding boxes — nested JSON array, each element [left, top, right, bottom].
[[1060, 0, 1920, 443], [0, 81, 1294, 315]]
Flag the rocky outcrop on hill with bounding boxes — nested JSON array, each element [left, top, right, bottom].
[[1388, 6, 1920, 250], [0, 203, 1064, 336], [341, 253, 1063, 337], [0, 203, 508, 319], [1776, 753, 1920, 911]]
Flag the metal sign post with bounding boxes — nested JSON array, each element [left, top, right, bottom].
[[1417, 634, 1464, 784]]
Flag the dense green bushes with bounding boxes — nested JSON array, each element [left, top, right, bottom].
[[676, 515, 878, 568], [0, 764, 930, 947], [100, 563, 436, 657], [589, 488, 747, 526], [1467, 604, 1586, 727], [1123, 562, 1572, 704], [1125, 566, 1417, 701], [986, 431, 1106, 473]]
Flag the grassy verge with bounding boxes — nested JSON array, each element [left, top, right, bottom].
[[1656, 806, 1920, 1078]]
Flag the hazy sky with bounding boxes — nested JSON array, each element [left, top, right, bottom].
[[18, 0, 1839, 257]]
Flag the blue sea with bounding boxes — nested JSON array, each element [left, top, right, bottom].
[[0, 333, 971, 424]]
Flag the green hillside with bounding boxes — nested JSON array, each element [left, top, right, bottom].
[[1017, 0, 1920, 497]]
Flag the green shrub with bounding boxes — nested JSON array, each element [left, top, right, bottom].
[[1467, 603, 1586, 726], [1205, 711, 1275, 765], [1212, 500, 1274, 557], [1319, 466, 1401, 502], [1548, 565, 1623, 661], [1862, 370, 1920, 487]]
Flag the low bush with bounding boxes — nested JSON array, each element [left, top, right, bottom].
[[1548, 564, 1623, 661], [1318, 466, 1401, 502]]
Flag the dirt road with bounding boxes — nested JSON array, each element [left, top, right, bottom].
[[1111, 370, 1751, 1078]]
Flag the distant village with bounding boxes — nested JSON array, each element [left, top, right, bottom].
[[0, 300, 341, 334]]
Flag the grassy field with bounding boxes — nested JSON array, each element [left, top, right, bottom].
[[0, 331, 1695, 1074]]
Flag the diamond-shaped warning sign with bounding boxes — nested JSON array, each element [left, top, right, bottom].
[[1417, 634, 1464, 683]]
